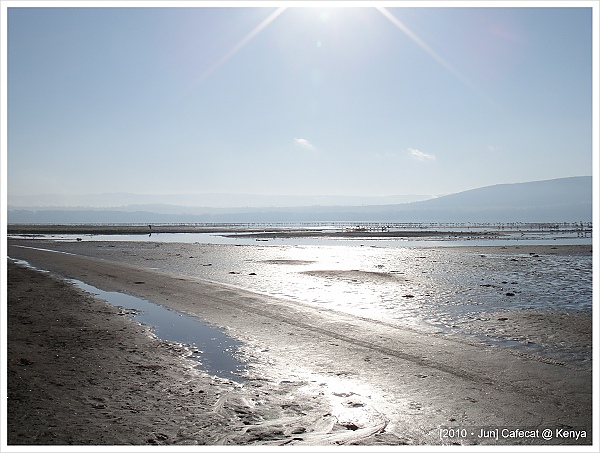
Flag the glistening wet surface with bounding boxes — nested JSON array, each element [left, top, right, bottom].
[[8, 257, 247, 382], [10, 240, 593, 370], [57, 241, 592, 318], [71, 280, 247, 383]]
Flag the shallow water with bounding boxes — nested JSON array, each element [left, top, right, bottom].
[[44, 241, 592, 326], [8, 257, 247, 383], [9, 230, 592, 247], [11, 239, 593, 367], [72, 280, 248, 382]]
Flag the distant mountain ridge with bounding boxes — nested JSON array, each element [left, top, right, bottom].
[[7, 176, 593, 224], [415, 176, 591, 209], [391, 176, 593, 222], [7, 192, 434, 209]]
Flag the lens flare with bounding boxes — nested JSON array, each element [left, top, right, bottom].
[[377, 7, 490, 103], [195, 7, 287, 85]]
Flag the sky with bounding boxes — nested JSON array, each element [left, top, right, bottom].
[[3, 1, 596, 206]]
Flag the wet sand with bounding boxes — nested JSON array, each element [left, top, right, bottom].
[[5, 242, 594, 447]]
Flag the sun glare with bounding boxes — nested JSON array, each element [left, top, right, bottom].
[[376, 7, 490, 103], [194, 6, 287, 85]]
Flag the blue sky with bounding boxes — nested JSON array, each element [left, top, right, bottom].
[[4, 2, 596, 205]]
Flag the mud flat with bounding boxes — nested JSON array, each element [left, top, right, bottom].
[[450, 309, 593, 369], [5, 243, 594, 447]]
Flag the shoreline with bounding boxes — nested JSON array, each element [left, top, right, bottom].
[[5, 242, 594, 446], [7, 261, 242, 445], [7, 222, 591, 239]]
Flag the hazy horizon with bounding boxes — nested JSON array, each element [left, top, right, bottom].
[[6, 175, 590, 209], [6, 177, 593, 226], [4, 3, 594, 203], [7, 192, 439, 209]]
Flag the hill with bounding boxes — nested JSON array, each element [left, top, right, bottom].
[[385, 176, 592, 222]]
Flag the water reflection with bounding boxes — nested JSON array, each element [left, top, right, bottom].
[[8, 231, 592, 248], [70, 280, 247, 383]]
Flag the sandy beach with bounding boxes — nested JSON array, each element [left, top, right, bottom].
[[6, 2, 595, 449], [5, 239, 594, 447]]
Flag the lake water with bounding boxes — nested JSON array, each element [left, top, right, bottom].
[[16, 237, 591, 325], [10, 231, 593, 368], [9, 230, 593, 248]]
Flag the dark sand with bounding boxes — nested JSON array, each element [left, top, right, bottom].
[[5, 241, 594, 447]]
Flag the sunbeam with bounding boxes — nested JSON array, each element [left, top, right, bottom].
[[194, 6, 287, 85], [376, 6, 487, 101]]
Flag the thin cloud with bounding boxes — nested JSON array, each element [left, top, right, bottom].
[[408, 148, 436, 162], [294, 138, 316, 152]]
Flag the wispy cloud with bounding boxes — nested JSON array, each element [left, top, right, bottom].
[[294, 138, 316, 152], [408, 148, 436, 162]]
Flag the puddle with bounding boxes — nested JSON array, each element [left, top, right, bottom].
[[9, 257, 248, 383], [73, 280, 248, 382]]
